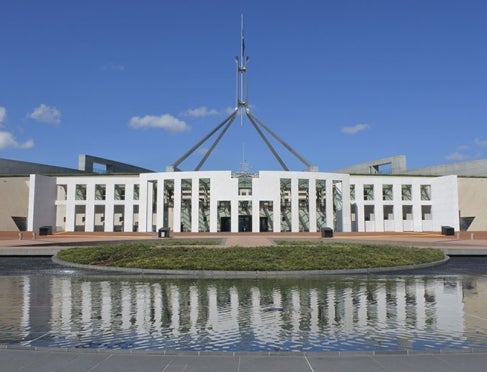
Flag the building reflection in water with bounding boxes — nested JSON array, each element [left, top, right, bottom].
[[2, 274, 487, 351]]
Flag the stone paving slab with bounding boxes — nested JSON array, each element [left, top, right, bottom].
[[2, 348, 487, 372]]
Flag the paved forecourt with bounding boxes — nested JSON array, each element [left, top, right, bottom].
[[2, 347, 487, 372], [1, 230, 487, 255]]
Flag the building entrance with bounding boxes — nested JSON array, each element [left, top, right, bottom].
[[220, 217, 231, 232], [239, 215, 252, 232]]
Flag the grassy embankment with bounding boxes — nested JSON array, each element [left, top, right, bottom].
[[56, 239, 445, 271]]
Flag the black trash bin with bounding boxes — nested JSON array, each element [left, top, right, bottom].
[[441, 226, 454, 236], [39, 226, 52, 236], [158, 227, 170, 238], [321, 227, 333, 238]]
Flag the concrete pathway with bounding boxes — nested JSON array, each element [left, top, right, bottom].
[[1, 347, 487, 372], [223, 234, 275, 247], [2, 230, 487, 254]]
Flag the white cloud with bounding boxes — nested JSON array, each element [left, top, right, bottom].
[[456, 145, 470, 151], [341, 123, 370, 135], [0, 131, 34, 149], [474, 138, 487, 148], [129, 114, 190, 132], [102, 62, 125, 72], [181, 106, 220, 118], [445, 152, 469, 161], [0, 107, 6, 125], [28, 104, 61, 124]]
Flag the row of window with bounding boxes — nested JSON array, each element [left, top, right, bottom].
[[57, 184, 140, 201], [351, 184, 431, 201], [61, 182, 432, 204], [360, 204, 432, 221]]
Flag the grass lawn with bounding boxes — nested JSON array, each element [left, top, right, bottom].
[[56, 240, 445, 271]]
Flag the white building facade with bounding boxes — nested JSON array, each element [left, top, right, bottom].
[[27, 171, 459, 234]]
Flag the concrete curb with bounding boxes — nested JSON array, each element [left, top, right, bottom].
[[1, 342, 487, 356], [52, 255, 450, 278]]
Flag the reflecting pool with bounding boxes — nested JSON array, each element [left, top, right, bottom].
[[1, 257, 487, 352]]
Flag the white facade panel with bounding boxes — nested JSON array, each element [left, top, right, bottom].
[[26, 171, 459, 234]]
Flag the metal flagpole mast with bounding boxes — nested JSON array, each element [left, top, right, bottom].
[[237, 13, 248, 125], [167, 14, 316, 172]]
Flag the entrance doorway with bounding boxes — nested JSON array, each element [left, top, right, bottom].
[[239, 215, 252, 232], [220, 217, 231, 232]]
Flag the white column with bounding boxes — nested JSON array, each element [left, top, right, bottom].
[[210, 197, 218, 233], [252, 198, 260, 232], [341, 177, 352, 232], [65, 183, 76, 232], [173, 178, 182, 232], [308, 178, 317, 232], [192, 177, 199, 232], [291, 177, 299, 232], [231, 199, 239, 232], [325, 179, 334, 229], [156, 179, 165, 230]]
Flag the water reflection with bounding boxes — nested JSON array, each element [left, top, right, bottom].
[[2, 271, 487, 351]]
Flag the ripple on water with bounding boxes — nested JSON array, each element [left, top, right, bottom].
[[4, 270, 487, 352]]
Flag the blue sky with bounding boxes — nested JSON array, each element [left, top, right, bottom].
[[1, 0, 486, 173]]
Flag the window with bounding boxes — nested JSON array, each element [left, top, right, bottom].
[[114, 184, 126, 200], [421, 185, 431, 201], [382, 184, 393, 201], [402, 205, 413, 220], [238, 175, 252, 196], [383, 205, 394, 220], [422, 205, 432, 220], [298, 179, 309, 209], [75, 184, 87, 200], [364, 205, 375, 221], [280, 178, 291, 209], [57, 184, 67, 200], [350, 185, 355, 201], [364, 184, 374, 201], [401, 184, 412, 201], [95, 184, 106, 200], [133, 184, 140, 200]]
